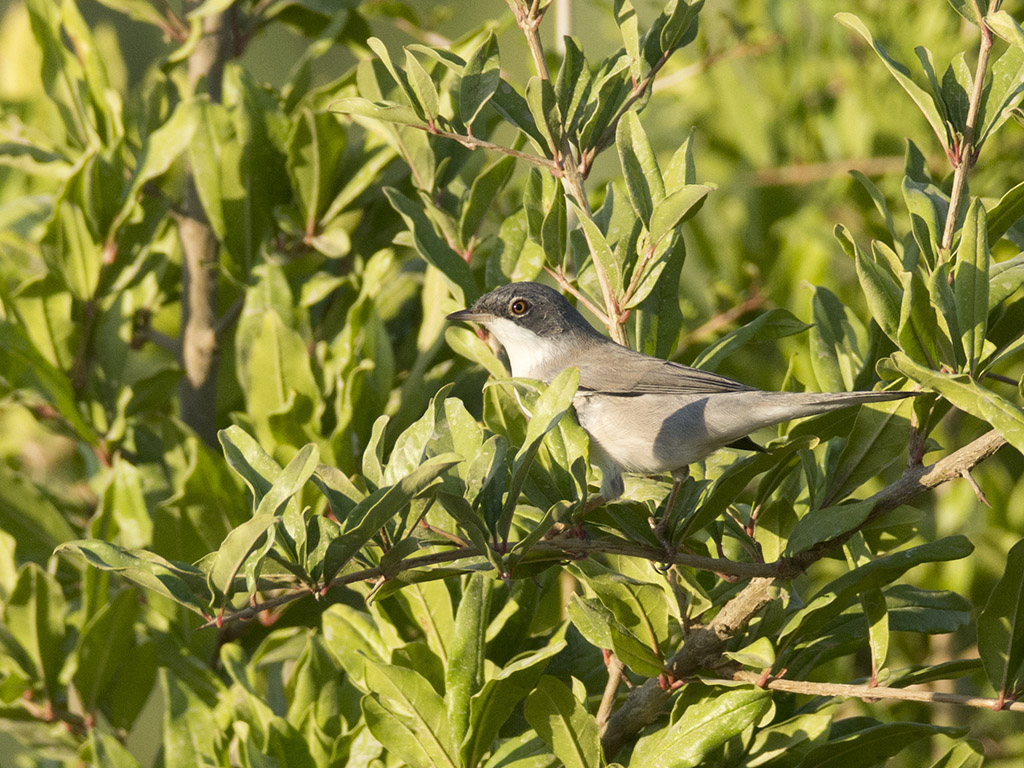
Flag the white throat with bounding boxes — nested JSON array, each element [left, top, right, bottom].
[[484, 317, 569, 381]]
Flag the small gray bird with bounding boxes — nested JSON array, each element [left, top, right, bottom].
[[448, 282, 915, 501]]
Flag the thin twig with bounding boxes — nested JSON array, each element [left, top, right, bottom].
[[727, 670, 1024, 712], [939, 0, 1001, 255], [417, 123, 561, 172]]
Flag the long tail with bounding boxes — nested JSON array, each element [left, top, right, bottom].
[[752, 389, 917, 421]]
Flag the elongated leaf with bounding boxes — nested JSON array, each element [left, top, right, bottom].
[[499, 369, 579, 539], [4, 563, 66, 697], [810, 286, 868, 392], [630, 684, 772, 768], [692, 308, 810, 371], [891, 352, 1024, 455], [72, 589, 140, 713], [978, 538, 1024, 698], [460, 33, 501, 127], [987, 180, 1024, 243], [0, 321, 96, 442], [821, 397, 913, 505], [57, 540, 210, 615], [780, 536, 974, 648], [523, 676, 601, 768], [460, 155, 516, 247], [649, 184, 711, 245], [795, 721, 963, 768], [786, 499, 875, 555], [568, 595, 665, 677], [160, 669, 220, 768], [332, 96, 423, 126], [446, 574, 491, 751], [363, 660, 459, 768], [404, 50, 439, 121], [617, 111, 664, 226], [954, 200, 990, 373], [836, 14, 949, 150], [385, 188, 477, 306], [323, 455, 462, 580], [465, 629, 567, 767]]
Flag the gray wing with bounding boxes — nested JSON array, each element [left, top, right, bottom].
[[575, 342, 754, 395]]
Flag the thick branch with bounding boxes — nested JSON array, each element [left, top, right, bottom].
[[179, 6, 232, 446]]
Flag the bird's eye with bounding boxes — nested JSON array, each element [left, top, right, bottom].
[[509, 298, 530, 316]]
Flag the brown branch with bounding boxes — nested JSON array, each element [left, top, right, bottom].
[[597, 654, 626, 732], [940, 0, 1001, 255], [206, 535, 779, 628], [417, 124, 560, 172], [675, 285, 766, 354], [727, 670, 1024, 712], [178, 4, 233, 446]]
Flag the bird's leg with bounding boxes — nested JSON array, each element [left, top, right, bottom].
[[652, 467, 689, 565]]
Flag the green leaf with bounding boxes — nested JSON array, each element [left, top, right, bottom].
[[160, 669, 221, 768], [744, 711, 832, 767], [854, 240, 902, 342], [810, 286, 868, 392], [465, 630, 567, 767], [779, 536, 973, 648], [574, 204, 622, 298], [902, 177, 947, 266], [446, 574, 492, 753], [990, 254, 1024, 312], [83, 730, 143, 768], [0, 465, 76, 564], [363, 660, 459, 768], [286, 108, 347, 232], [978, 538, 1024, 698], [928, 740, 985, 768], [692, 308, 810, 371], [3, 563, 66, 697], [499, 369, 579, 539], [891, 353, 1024, 456], [331, 96, 423, 126], [785, 499, 875, 556], [72, 589, 140, 713], [0, 321, 97, 442], [112, 99, 198, 235], [385, 187, 477, 306], [460, 32, 501, 127], [649, 184, 711, 245], [568, 595, 666, 677], [523, 676, 602, 768], [954, 199, 990, 373], [617, 111, 664, 226], [862, 586, 890, 679], [459, 155, 516, 247], [218, 426, 280, 510], [323, 455, 461, 581], [795, 722, 964, 768], [630, 683, 772, 768], [835, 13, 949, 151], [405, 50, 440, 121], [57, 540, 211, 615], [821, 397, 913, 505], [555, 36, 592, 136], [525, 76, 560, 155], [987, 180, 1024, 244], [682, 437, 816, 541]]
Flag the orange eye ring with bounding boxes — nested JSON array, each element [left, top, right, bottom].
[[510, 299, 529, 316]]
